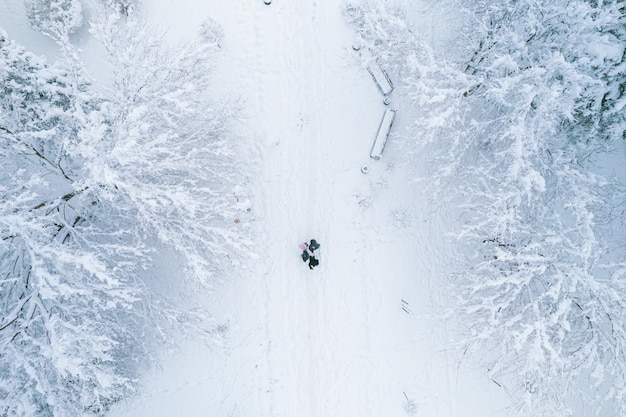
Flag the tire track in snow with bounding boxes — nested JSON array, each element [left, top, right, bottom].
[[232, 2, 271, 415], [275, 4, 314, 415], [306, 2, 346, 416], [288, 2, 327, 414], [248, 2, 318, 416], [297, 2, 323, 417]]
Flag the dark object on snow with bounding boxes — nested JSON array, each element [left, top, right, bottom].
[[309, 239, 320, 252], [309, 256, 319, 270], [301, 250, 310, 262]]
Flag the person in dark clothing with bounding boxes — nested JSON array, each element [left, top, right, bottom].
[[309, 239, 320, 252], [308, 255, 319, 270]]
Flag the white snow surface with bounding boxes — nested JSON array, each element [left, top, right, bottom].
[[108, 1, 509, 417]]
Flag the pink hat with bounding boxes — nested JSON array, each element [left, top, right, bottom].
[[299, 242, 309, 251]]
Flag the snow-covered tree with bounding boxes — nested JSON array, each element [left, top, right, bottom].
[[0, 8, 247, 416], [97, 0, 137, 16], [85, 13, 245, 286], [25, 0, 84, 41], [0, 30, 136, 417], [346, 1, 626, 415]]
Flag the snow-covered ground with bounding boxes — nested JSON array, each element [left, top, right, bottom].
[[100, 1, 510, 416]]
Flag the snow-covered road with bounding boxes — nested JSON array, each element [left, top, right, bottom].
[[213, 2, 399, 415], [109, 1, 508, 416]]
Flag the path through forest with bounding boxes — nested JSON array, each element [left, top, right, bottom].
[[109, 1, 509, 416]]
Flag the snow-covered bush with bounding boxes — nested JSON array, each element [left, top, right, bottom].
[[346, 1, 626, 415], [97, 0, 137, 16], [0, 12, 245, 416], [199, 18, 223, 49], [25, 0, 83, 41]]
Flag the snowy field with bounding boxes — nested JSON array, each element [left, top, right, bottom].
[[2, 0, 625, 416]]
